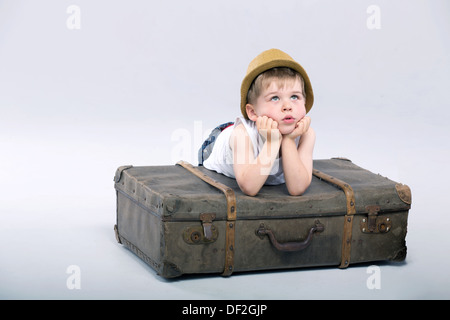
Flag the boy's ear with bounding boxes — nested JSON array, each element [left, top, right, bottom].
[[246, 104, 258, 121]]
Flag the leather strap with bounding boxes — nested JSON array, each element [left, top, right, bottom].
[[312, 169, 356, 268], [176, 161, 236, 276]]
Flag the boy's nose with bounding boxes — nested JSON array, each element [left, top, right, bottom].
[[282, 104, 292, 112]]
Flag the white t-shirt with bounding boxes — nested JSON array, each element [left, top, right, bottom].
[[203, 116, 299, 185]]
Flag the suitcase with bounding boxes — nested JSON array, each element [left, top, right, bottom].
[[113, 158, 411, 278]]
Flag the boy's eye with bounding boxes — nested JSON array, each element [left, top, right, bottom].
[[271, 96, 280, 102], [291, 95, 299, 100]]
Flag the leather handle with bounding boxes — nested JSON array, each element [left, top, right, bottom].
[[256, 220, 324, 252]]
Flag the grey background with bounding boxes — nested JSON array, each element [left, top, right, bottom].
[[1, 0, 449, 299]]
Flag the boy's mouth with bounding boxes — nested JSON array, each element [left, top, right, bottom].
[[282, 116, 295, 124]]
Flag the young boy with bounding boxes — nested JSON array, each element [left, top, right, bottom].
[[202, 48, 315, 196]]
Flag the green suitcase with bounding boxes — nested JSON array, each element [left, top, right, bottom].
[[114, 158, 411, 278]]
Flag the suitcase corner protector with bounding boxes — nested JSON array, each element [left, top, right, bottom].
[[114, 165, 133, 183], [395, 183, 412, 205], [160, 261, 183, 278], [114, 224, 122, 244]]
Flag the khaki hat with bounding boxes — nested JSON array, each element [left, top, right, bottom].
[[240, 48, 314, 119]]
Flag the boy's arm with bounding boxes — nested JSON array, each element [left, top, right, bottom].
[[281, 117, 316, 196], [230, 118, 281, 196]]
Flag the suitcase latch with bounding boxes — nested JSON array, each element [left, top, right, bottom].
[[183, 213, 218, 244], [200, 213, 216, 240], [360, 205, 391, 234]]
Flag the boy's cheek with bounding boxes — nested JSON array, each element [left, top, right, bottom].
[[299, 110, 306, 119], [298, 113, 307, 123]]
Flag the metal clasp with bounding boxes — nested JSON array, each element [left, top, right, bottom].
[[361, 205, 391, 233], [367, 205, 380, 232], [183, 213, 218, 245], [200, 213, 216, 240]]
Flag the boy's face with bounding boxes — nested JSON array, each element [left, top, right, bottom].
[[246, 79, 306, 135]]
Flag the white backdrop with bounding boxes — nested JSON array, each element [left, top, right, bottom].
[[1, 0, 449, 299]]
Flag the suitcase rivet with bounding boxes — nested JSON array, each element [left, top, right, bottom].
[[229, 223, 234, 228], [229, 245, 233, 251], [347, 217, 351, 222], [362, 218, 366, 222]]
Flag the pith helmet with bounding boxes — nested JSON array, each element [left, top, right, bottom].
[[240, 48, 314, 119]]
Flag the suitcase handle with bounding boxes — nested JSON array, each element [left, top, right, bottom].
[[256, 220, 324, 252]]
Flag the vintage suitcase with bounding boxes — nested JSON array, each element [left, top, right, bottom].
[[113, 158, 411, 278]]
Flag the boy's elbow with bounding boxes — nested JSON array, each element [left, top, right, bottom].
[[287, 179, 312, 196], [237, 179, 260, 197], [288, 187, 307, 196], [240, 185, 259, 197], [244, 190, 258, 197]]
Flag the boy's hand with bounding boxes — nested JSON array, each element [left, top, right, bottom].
[[283, 116, 311, 140], [256, 116, 282, 144]]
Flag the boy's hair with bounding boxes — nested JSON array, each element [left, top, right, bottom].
[[247, 67, 306, 106]]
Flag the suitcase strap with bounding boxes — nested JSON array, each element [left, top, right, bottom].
[[312, 169, 356, 268], [176, 161, 236, 276]]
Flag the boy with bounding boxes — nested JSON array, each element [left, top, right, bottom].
[[202, 49, 315, 196]]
